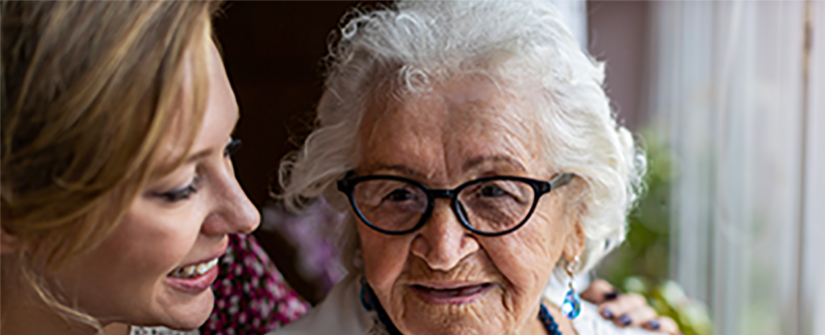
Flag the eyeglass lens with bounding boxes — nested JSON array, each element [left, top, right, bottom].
[[351, 178, 536, 234]]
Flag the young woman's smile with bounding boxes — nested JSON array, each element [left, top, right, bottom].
[[50, 42, 260, 330]]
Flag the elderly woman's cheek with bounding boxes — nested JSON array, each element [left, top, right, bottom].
[[358, 225, 416, 299], [488, 209, 563, 297]]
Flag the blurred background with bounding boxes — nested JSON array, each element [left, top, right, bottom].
[[212, 2, 824, 335]]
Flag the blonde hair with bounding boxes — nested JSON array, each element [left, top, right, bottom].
[[1, 0, 219, 327], [279, 0, 646, 275]]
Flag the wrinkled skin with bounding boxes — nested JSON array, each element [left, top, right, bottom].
[[354, 78, 585, 335]]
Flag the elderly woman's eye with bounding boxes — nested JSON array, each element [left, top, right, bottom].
[[385, 188, 416, 202], [466, 181, 531, 206], [480, 185, 507, 197]]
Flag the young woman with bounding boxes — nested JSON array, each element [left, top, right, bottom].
[[0, 2, 263, 334]]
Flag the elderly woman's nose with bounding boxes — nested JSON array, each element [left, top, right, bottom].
[[410, 202, 479, 270]]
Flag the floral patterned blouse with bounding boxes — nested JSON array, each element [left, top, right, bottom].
[[131, 234, 310, 335]]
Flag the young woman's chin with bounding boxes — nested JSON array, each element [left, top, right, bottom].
[[94, 286, 214, 332], [141, 287, 215, 331]]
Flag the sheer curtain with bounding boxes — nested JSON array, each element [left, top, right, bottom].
[[646, 1, 824, 335], [806, 6, 825, 335]]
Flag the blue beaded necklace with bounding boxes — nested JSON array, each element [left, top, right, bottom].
[[360, 283, 563, 335]]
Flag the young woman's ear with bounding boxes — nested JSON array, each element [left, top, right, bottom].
[[1, 228, 20, 254]]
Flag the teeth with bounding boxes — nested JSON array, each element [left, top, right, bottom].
[[197, 258, 218, 275], [169, 258, 219, 279]]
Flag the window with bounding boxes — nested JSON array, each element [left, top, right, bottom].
[[646, 2, 824, 334]]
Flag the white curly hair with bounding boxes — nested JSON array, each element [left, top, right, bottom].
[[278, 0, 646, 277]]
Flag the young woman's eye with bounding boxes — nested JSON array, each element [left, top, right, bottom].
[[224, 138, 242, 157], [156, 181, 198, 203]]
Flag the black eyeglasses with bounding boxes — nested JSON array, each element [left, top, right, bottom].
[[337, 173, 573, 237]]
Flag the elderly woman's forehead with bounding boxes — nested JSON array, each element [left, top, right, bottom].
[[357, 79, 547, 176], [368, 77, 538, 120]]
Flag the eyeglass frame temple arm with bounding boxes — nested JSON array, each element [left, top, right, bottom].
[[545, 172, 574, 193]]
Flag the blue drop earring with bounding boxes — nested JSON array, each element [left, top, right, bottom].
[[561, 256, 582, 319]]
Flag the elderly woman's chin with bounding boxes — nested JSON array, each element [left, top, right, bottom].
[[391, 285, 529, 335], [373, 255, 543, 335]]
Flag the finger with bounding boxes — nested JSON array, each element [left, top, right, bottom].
[[597, 293, 647, 323], [580, 279, 618, 305], [614, 304, 657, 328], [644, 316, 681, 335]]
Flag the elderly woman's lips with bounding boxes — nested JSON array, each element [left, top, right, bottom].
[[410, 283, 493, 305]]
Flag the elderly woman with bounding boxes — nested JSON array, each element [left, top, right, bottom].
[[274, 1, 657, 334]]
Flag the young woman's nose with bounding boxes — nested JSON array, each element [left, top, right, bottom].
[[202, 163, 260, 236]]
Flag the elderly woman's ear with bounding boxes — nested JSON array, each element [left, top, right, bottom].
[[322, 184, 350, 213], [562, 221, 586, 265], [560, 176, 587, 265]]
